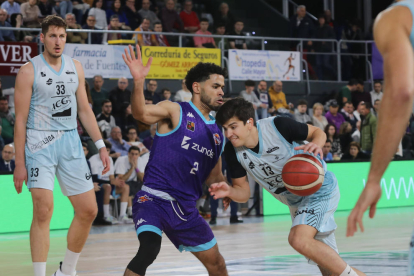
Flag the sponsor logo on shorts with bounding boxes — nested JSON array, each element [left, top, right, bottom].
[[46, 78, 53, 85], [186, 121, 195, 132], [294, 208, 315, 218], [41, 72, 46, 77], [85, 173, 92, 180], [66, 70, 75, 75], [266, 146, 279, 154], [136, 218, 147, 227], [137, 195, 153, 203], [213, 133, 221, 145], [30, 134, 55, 151]]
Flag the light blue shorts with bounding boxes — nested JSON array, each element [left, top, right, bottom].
[[25, 129, 93, 196]]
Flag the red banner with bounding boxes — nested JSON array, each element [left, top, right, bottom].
[[0, 42, 38, 75]]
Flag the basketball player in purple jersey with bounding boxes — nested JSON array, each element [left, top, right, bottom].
[[121, 45, 249, 276]]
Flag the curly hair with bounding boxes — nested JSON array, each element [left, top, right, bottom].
[[216, 97, 256, 127], [185, 62, 227, 94]]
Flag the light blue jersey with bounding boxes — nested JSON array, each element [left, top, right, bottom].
[[27, 53, 79, 130]]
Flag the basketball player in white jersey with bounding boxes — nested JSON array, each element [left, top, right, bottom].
[[211, 98, 366, 276], [347, 1, 414, 275], [13, 15, 110, 276]]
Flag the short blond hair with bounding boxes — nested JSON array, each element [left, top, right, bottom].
[[312, 102, 324, 115]]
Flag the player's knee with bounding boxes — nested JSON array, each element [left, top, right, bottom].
[[33, 204, 53, 223], [77, 204, 98, 222], [127, 232, 161, 275], [124, 184, 130, 194], [288, 233, 309, 254], [209, 253, 226, 273]]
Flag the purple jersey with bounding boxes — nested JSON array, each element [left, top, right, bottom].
[[143, 101, 224, 207]]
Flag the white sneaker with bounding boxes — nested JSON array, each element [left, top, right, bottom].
[[51, 262, 78, 276], [119, 215, 134, 224], [104, 215, 119, 225]]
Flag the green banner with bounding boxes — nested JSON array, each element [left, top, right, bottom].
[[0, 174, 74, 234], [263, 161, 414, 215]]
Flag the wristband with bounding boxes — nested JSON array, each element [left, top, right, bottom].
[[95, 139, 105, 150], [135, 168, 140, 173]]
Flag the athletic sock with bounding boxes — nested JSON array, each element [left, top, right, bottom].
[[339, 264, 358, 276], [120, 202, 128, 217], [33, 262, 46, 276], [127, 206, 132, 216], [103, 204, 110, 218], [61, 249, 80, 275]]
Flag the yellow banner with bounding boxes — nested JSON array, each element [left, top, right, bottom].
[[141, 46, 221, 79]]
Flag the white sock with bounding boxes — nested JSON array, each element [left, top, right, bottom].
[[339, 264, 358, 276], [103, 204, 110, 218], [61, 249, 81, 276], [127, 206, 132, 216], [33, 262, 46, 276], [120, 202, 128, 217]]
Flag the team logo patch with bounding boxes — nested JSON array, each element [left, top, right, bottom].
[[186, 121, 195, 132], [213, 133, 221, 145], [136, 218, 147, 227], [85, 173, 92, 180], [46, 78, 53, 85], [137, 195, 153, 203], [187, 112, 195, 118], [41, 72, 46, 77], [66, 70, 75, 75], [249, 161, 255, 169]]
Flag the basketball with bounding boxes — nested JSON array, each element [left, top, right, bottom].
[[281, 154, 324, 197]]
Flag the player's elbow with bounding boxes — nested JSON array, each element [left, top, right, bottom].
[[391, 88, 414, 104]]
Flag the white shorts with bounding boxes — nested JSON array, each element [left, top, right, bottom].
[[25, 129, 93, 196]]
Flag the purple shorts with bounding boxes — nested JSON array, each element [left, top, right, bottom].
[[132, 191, 216, 252]]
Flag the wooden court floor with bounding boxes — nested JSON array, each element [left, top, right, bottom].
[[1, 207, 412, 276]]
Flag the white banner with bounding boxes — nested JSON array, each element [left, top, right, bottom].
[[63, 44, 132, 78], [229, 50, 301, 81]]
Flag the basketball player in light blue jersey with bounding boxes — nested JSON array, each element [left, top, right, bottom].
[[347, 1, 414, 275], [211, 98, 366, 276], [13, 15, 110, 276]]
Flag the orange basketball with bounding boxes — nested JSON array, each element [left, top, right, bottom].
[[281, 154, 324, 196]]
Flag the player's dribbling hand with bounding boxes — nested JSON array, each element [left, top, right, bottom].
[[13, 165, 28, 194], [209, 182, 230, 200], [122, 44, 153, 81], [99, 148, 111, 175], [294, 142, 323, 159], [346, 183, 382, 237], [223, 197, 232, 211]]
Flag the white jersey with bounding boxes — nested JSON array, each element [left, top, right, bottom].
[[27, 53, 79, 130], [233, 117, 327, 195], [89, 154, 114, 182]]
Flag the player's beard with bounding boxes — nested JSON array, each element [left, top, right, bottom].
[[200, 89, 221, 112]]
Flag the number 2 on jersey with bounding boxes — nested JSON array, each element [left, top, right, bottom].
[[190, 162, 199, 175]]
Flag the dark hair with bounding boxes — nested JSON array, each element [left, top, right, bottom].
[[360, 102, 369, 109], [374, 80, 382, 85], [148, 79, 157, 84], [200, 17, 209, 23], [82, 142, 88, 148], [110, 14, 119, 21], [324, 123, 338, 138], [153, 21, 162, 26], [318, 13, 325, 19], [0, 96, 8, 102], [244, 80, 255, 87], [215, 21, 226, 28], [142, 17, 151, 22], [297, 99, 308, 106], [185, 62, 227, 94], [234, 19, 243, 24], [104, 139, 112, 149], [348, 141, 361, 152], [10, 13, 22, 27], [345, 101, 353, 106], [145, 97, 153, 102], [348, 79, 358, 86], [161, 88, 171, 94], [85, 81, 93, 105], [102, 99, 111, 106], [129, 145, 141, 153], [41, 15, 67, 35], [126, 126, 137, 134], [92, 0, 105, 8], [216, 98, 256, 127], [357, 79, 364, 85], [325, 139, 332, 145], [111, 0, 123, 11]]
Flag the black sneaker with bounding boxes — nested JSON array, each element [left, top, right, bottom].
[[230, 216, 243, 223], [209, 217, 217, 225]]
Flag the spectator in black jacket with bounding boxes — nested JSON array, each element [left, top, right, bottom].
[[253, 80, 273, 118], [0, 144, 14, 173], [82, 15, 103, 44], [315, 14, 336, 80], [288, 5, 315, 50], [144, 79, 162, 104], [125, 0, 141, 30], [38, 0, 55, 16], [109, 77, 131, 125], [341, 141, 370, 161]]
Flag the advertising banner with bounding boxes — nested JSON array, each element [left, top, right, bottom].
[[229, 50, 301, 81], [0, 42, 38, 75], [141, 46, 221, 79]]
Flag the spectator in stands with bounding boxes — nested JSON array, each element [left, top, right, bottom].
[[340, 101, 358, 132], [54, 0, 73, 20], [38, 0, 55, 17], [0, 144, 14, 172], [109, 77, 131, 124], [143, 124, 156, 150], [174, 79, 192, 102], [153, 21, 169, 46], [0, 9, 16, 42], [144, 79, 161, 104], [325, 100, 345, 132], [138, 0, 159, 29], [324, 9, 334, 28], [312, 102, 328, 130], [294, 99, 311, 123], [370, 80, 383, 107], [124, 0, 141, 30], [133, 17, 157, 47], [229, 20, 247, 49], [0, 97, 14, 145], [0, 126, 4, 151], [90, 75, 108, 114], [122, 104, 140, 134], [352, 79, 372, 110], [1, 0, 20, 18], [160, 0, 183, 33], [125, 126, 148, 153], [108, 126, 131, 157], [214, 2, 235, 33], [315, 13, 335, 80], [11, 13, 34, 42], [353, 101, 364, 121], [107, 14, 131, 41], [254, 80, 272, 119], [268, 80, 293, 115], [341, 141, 370, 160], [161, 88, 172, 101], [194, 18, 216, 48], [288, 5, 314, 49], [322, 139, 333, 161], [72, 0, 90, 24], [106, 0, 129, 26], [325, 123, 342, 158], [240, 80, 265, 120], [359, 102, 377, 154], [338, 79, 357, 107], [214, 22, 228, 49], [180, 0, 199, 34], [339, 121, 353, 154], [82, 15, 104, 44], [88, 0, 107, 30], [65, 13, 87, 43], [372, 99, 380, 118], [20, 0, 42, 28], [96, 100, 116, 139]]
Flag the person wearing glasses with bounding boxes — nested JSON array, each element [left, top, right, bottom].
[[109, 77, 132, 125], [143, 79, 161, 104], [82, 15, 103, 44]]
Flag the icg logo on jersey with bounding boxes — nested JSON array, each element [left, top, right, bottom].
[[181, 136, 214, 159], [52, 96, 72, 117]]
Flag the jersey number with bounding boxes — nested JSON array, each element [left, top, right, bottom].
[[56, 85, 65, 95], [190, 162, 199, 175], [31, 168, 39, 177], [261, 166, 274, 176]]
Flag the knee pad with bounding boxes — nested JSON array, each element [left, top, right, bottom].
[[127, 231, 162, 275]]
